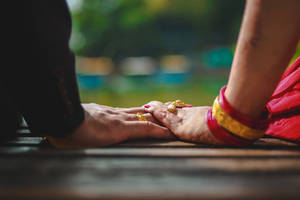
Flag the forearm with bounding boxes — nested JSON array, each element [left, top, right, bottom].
[[226, 0, 300, 118]]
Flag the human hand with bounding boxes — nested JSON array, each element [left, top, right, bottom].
[[144, 101, 224, 145], [47, 103, 174, 148]]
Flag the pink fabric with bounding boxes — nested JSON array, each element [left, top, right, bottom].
[[265, 56, 300, 142]]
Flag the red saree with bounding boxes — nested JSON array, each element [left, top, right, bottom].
[[266, 56, 300, 142]]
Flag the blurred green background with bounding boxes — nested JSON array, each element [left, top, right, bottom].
[[67, 0, 300, 107]]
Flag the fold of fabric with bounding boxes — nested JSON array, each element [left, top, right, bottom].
[[265, 56, 300, 142]]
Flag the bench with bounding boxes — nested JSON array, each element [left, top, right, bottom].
[[0, 132, 300, 200]]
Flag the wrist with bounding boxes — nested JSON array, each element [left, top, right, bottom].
[[47, 111, 89, 148], [204, 124, 226, 145], [225, 85, 265, 119], [206, 86, 268, 146], [71, 111, 89, 136]]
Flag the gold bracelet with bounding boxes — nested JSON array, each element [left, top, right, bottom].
[[212, 97, 264, 140]]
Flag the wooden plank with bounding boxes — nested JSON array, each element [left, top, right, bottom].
[[1, 136, 300, 199], [1, 156, 300, 174], [1, 175, 300, 200], [1, 146, 300, 158], [115, 137, 298, 148], [1, 137, 300, 158], [0, 157, 300, 199], [3, 137, 300, 149], [3, 137, 43, 146]]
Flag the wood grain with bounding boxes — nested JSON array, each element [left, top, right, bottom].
[[1, 136, 300, 200]]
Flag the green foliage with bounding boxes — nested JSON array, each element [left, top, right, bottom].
[[290, 43, 300, 64], [80, 78, 227, 107], [70, 0, 245, 59]]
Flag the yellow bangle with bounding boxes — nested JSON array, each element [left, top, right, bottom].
[[212, 96, 264, 140]]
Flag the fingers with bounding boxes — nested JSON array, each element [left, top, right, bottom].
[[164, 101, 172, 105], [124, 113, 157, 123], [83, 103, 147, 115], [120, 102, 166, 124], [118, 107, 146, 114], [144, 101, 169, 119], [124, 121, 175, 140], [144, 101, 180, 130]]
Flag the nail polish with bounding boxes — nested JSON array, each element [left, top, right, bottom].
[[186, 104, 193, 107], [144, 104, 151, 108], [145, 106, 154, 113]]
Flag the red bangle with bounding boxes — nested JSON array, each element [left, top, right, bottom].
[[206, 108, 255, 146], [219, 86, 268, 130]]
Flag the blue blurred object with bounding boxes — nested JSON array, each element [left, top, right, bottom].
[[77, 74, 107, 89], [201, 47, 233, 68], [154, 71, 190, 84], [75, 56, 114, 89], [116, 57, 157, 92], [154, 55, 192, 84]]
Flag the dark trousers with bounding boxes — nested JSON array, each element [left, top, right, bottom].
[[1, 0, 84, 142]]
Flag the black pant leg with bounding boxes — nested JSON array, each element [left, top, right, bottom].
[[0, 85, 20, 143], [2, 0, 84, 138]]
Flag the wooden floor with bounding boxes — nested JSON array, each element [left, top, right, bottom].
[[1, 135, 300, 200]]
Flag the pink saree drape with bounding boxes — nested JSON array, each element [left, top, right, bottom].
[[266, 56, 300, 142]]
